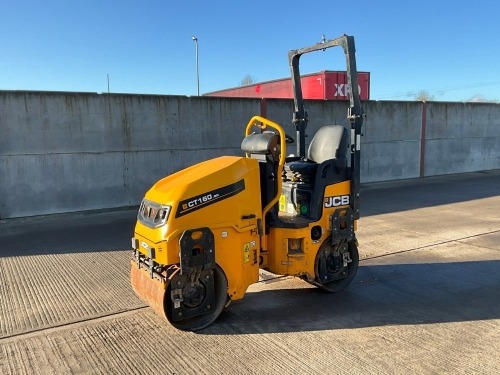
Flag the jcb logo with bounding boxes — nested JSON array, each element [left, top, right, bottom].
[[324, 195, 350, 208]]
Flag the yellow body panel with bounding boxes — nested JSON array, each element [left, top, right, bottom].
[[134, 155, 262, 300], [211, 227, 260, 300], [266, 226, 322, 280], [321, 180, 352, 229], [265, 180, 353, 280]]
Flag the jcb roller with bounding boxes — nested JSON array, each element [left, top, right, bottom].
[[131, 34, 364, 331]]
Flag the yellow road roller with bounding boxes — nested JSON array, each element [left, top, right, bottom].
[[131, 34, 365, 330]]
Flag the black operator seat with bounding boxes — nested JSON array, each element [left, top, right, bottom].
[[284, 125, 349, 182]]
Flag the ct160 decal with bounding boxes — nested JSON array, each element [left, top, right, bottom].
[[176, 179, 245, 218], [324, 195, 350, 208]]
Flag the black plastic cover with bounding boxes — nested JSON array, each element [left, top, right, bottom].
[[241, 131, 279, 155]]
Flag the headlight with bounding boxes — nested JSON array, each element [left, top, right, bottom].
[[137, 199, 171, 228]]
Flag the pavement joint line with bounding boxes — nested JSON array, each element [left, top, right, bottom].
[[0, 306, 148, 343], [361, 228, 500, 261], [1, 230, 498, 342]]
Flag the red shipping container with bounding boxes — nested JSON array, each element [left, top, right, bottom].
[[205, 71, 370, 100]]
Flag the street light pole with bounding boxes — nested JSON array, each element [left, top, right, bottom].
[[192, 36, 200, 96]]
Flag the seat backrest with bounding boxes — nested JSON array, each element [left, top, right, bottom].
[[307, 125, 348, 164], [241, 131, 279, 155]]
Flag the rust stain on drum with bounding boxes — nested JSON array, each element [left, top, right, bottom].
[[130, 261, 168, 320]]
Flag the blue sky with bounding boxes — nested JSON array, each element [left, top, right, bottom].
[[1, 0, 499, 102]]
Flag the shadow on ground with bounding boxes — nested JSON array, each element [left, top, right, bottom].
[[361, 170, 500, 217], [0, 209, 137, 257], [200, 260, 500, 335]]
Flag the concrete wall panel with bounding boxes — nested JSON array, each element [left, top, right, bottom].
[[424, 137, 500, 176], [0, 92, 258, 218], [361, 141, 421, 183], [1, 91, 498, 218], [425, 102, 500, 176], [361, 101, 422, 182]]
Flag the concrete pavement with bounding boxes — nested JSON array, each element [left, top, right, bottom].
[[1, 170, 499, 374]]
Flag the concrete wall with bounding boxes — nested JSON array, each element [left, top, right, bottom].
[[424, 102, 500, 176], [0, 92, 260, 218], [1, 91, 499, 218]]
